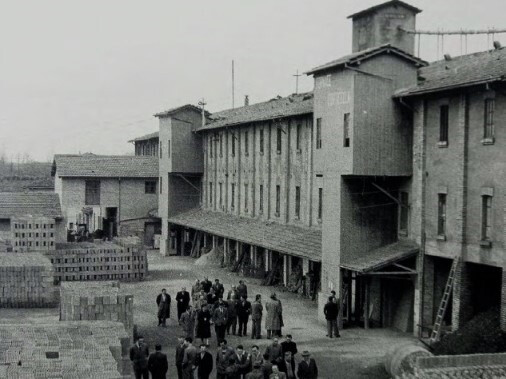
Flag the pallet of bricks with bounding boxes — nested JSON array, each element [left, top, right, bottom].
[[11, 215, 56, 253], [0, 252, 56, 308], [45, 239, 147, 283], [60, 281, 134, 333]]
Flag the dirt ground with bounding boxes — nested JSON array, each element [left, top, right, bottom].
[[0, 251, 417, 378]]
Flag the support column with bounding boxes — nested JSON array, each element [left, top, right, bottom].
[[203, 233, 207, 248], [302, 258, 309, 275], [237, 242, 241, 262], [224, 238, 229, 264], [283, 255, 288, 286], [264, 249, 269, 272], [364, 277, 370, 329], [452, 260, 472, 331], [250, 246, 254, 267], [421, 256, 435, 336], [212, 235, 217, 250], [501, 268, 506, 331]]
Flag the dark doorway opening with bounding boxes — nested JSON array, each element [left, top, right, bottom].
[[104, 207, 118, 240]]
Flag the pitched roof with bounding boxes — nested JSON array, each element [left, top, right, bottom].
[[154, 104, 209, 118], [0, 192, 63, 219], [340, 239, 419, 272], [198, 92, 314, 132], [396, 47, 506, 97], [347, 0, 422, 19], [167, 208, 322, 261], [128, 131, 159, 143], [305, 44, 427, 76], [53, 154, 158, 178]]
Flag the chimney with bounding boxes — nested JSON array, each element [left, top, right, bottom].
[[244, 95, 249, 106]]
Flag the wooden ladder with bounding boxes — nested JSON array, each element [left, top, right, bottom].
[[430, 256, 459, 344]]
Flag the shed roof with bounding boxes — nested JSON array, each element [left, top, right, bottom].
[[396, 47, 506, 97], [0, 192, 63, 219], [167, 208, 322, 261], [154, 104, 209, 118], [347, 0, 422, 19], [305, 44, 427, 75], [198, 92, 314, 132], [128, 131, 159, 143], [52, 154, 158, 178]]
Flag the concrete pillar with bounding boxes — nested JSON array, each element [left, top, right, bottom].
[[421, 256, 435, 337], [452, 260, 472, 331], [203, 233, 207, 248], [212, 235, 217, 250], [283, 255, 288, 286], [264, 249, 269, 272], [250, 246, 254, 267], [302, 258, 309, 275], [501, 268, 506, 331], [236, 242, 241, 262], [223, 238, 228, 264], [287, 255, 292, 281], [364, 277, 370, 329]]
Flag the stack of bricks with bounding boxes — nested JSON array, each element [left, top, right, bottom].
[[0, 321, 128, 378], [0, 252, 56, 307], [44, 240, 147, 283], [11, 216, 57, 252], [59, 281, 134, 334]]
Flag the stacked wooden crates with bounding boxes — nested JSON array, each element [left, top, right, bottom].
[[0, 252, 56, 307], [59, 281, 134, 333]]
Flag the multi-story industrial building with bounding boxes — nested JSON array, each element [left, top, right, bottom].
[[52, 154, 160, 246], [130, 131, 160, 157], [133, 0, 506, 335]]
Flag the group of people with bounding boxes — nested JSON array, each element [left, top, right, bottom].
[[155, 277, 286, 344]]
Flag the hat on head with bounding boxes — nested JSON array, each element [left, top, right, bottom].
[[301, 350, 311, 356]]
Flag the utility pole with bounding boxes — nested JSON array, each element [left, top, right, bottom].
[[232, 60, 235, 109], [293, 70, 302, 94]]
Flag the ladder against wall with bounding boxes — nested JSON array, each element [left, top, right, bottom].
[[430, 256, 460, 345]]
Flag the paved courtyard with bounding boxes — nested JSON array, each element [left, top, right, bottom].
[[0, 250, 417, 378]]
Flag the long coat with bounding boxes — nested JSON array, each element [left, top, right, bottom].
[[251, 301, 263, 321], [297, 358, 318, 379], [196, 309, 212, 339], [156, 293, 171, 319], [265, 298, 282, 330], [180, 311, 196, 338], [195, 351, 213, 379], [148, 351, 169, 379]]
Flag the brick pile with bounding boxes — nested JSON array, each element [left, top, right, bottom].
[[60, 281, 134, 333], [0, 321, 128, 378], [11, 216, 57, 252], [0, 253, 56, 308], [45, 240, 147, 283]]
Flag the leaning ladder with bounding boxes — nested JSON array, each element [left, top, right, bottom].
[[430, 256, 460, 344]]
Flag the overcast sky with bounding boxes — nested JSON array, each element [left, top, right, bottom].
[[1, 0, 505, 161]]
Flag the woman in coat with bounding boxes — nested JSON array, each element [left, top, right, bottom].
[[196, 305, 212, 345], [265, 293, 283, 338]]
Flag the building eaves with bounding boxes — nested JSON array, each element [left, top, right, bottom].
[[347, 0, 422, 19], [305, 44, 427, 76], [154, 104, 210, 118], [0, 192, 63, 219], [128, 131, 159, 143]]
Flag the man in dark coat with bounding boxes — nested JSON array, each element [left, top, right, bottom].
[[227, 295, 238, 335], [201, 277, 212, 293], [237, 295, 252, 337], [216, 340, 235, 379], [156, 288, 171, 326], [234, 344, 251, 377], [206, 288, 218, 308], [129, 336, 149, 379], [195, 344, 213, 379], [175, 337, 186, 379], [148, 344, 168, 379], [182, 337, 198, 379], [251, 295, 263, 339], [280, 335, 298, 357], [176, 287, 191, 321], [323, 296, 340, 338], [213, 279, 225, 298], [237, 280, 248, 299], [277, 351, 296, 379], [261, 353, 273, 379], [213, 299, 229, 346], [297, 351, 318, 379]]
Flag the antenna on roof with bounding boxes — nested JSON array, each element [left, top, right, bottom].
[[198, 98, 207, 127], [293, 70, 302, 94], [232, 60, 235, 109]]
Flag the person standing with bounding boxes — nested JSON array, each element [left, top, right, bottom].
[[277, 351, 296, 379], [251, 294, 263, 339], [201, 277, 212, 293], [213, 279, 225, 298], [264, 338, 283, 365], [129, 336, 149, 379], [227, 285, 238, 300], [196, 305, 212, 346], [265, 293, 282, 339], [156, 289, 171, 327], [297, 351, 318, 379], [280, 335, 298, 358], [182, 337, 198, 379], [216, 340, 234, 379], [192, 279, 202, 302], [261, 353, 273, 379], [148, 344, 168, 379], [234, 344, 251, 378], [175, 337, 186, 379], [206, 288, 218, 308], [249, 345, 263, 370], [180, 305, 196, 340], [227, 295, 238, 335], [237, 280, 248, 300], [237, 295, 252, 337], [176, 287, 191, 321], [195, 344, 213, 379], [324, 296, 340, 338], [212, 299, 229, 346], [245, 361, 264, 379], [269, 365, 286, 379]]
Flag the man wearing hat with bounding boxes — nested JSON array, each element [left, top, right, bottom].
[[297, 351, 318, 379]]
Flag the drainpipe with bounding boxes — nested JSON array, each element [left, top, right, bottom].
[[118, 177, 121, 237]]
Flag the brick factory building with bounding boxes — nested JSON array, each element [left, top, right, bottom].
[[52, 154, 161, 246], [129, 131, 160, 157], [0, 192, 65, 252]]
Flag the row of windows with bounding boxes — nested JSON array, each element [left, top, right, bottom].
[[438, 98, 496, 145], [14, 223, 54, 229], [15, 232, 54, 238], [14, 240, 54, 247], [208, 181, 323, 220], [84, 180, 158, 204]]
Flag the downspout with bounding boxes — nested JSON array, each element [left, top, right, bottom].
[[118, 177, 121, 237]]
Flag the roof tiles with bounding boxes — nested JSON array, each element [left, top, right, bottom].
[[0, 192, 63, 219]]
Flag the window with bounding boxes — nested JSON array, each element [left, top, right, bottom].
[[219, 183, 223, 207], [145, 181, 156, 194], [231, 183, 235, 209], [484, 98, 495, 141], [295, 186, 301, 219], [277, 127, 282, 153], [343, 113, 350, 147], [439, 105, 449, 144], [159, 141, 162, 158], [318, 188, 323, 220], [85, 180, 100, 205], [209, 182, 213, 205], [167, 140, 171, 157], [244, 183, 248, 211], [296, 124, 302, 150], [260, 129, 264, 154], [399, 192, 409, 234], [159, 177, 162, 194], [437, 194, 447, 237], [245, 131, 249, 155], [316, 118, 322, 149], [482, 195, 492, 240], [209, 135, 213, 158], [259, 185, 264, 213], [232, 134, 236, 156], [219, 133, 223, 157], [275, 185, 281, 215]]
